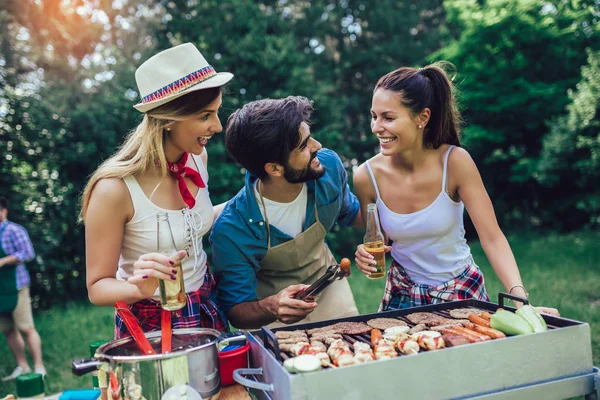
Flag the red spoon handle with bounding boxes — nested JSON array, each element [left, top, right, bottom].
[[161, 309, 172, 354], [115, 301, 156, 355]]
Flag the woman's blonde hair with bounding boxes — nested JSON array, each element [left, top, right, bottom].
[[80, 87, 222, 221]]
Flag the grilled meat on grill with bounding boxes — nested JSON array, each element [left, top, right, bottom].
[[406, 312, 448, 326], [371, 329, 398, 360], [409, 324, 427, 334], [367, 318, 408, 330], [448, 307, 487, 319], [441, 334, 470, 347]]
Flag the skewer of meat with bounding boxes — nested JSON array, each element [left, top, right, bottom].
[[395, 337, 420, 355], [327, 339, 356, 367], [371, 329, 398, 359], [280, 341, 333, 367], [352, 342, 376, 363]]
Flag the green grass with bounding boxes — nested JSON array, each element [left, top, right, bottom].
[[1, 231, 598, 395]]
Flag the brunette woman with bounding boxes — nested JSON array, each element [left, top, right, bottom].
[[354, 63, 559, 316]]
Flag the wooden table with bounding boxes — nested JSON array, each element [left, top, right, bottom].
[[220, 383, 252, 400]]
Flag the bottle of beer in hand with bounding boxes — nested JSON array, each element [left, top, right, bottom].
[[364, 203, 386, 279], [157, 213, 186, 311]]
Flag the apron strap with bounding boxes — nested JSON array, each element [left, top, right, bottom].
[[257, 180, 319, 250]]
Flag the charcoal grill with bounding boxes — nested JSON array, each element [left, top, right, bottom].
[[234, 293, 599, 400]]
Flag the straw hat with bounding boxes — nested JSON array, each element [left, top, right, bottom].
[[133, 43, 233, 113]]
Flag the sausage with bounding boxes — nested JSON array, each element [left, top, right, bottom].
[[371, 328, 383, 348], [465, 322, 506, 339], [468, 313, 491, 327], [453, 326, 492, 341], [442, 334, 470, 347], [441, 328, 482, 343], [480, 311, 493, 321]]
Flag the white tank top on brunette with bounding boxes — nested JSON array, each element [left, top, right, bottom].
[[365, 145, 473, 285]]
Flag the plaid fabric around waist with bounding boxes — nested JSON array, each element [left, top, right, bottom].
[[115, 268, 228, 339], [379, 258, 489, 311]]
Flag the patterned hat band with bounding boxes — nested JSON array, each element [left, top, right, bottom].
[[140, 65, 217, 105]]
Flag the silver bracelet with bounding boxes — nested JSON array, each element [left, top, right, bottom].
[[509, 284, 529, 298]]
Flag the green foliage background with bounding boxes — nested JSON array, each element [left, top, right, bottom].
[[0, 0, 598, 309]]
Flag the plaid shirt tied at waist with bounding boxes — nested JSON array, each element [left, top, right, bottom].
[[379, 257, 489, 311], [115, 267, 228, 339]]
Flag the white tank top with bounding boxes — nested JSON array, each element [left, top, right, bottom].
[[116, 154, 212, 299], [365, 145, 473, 285]]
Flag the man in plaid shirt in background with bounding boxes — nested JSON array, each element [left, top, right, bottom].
[[0, 197, 46, 381]]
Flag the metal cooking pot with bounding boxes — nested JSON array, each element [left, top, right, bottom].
[[72, 328, 222, 400]]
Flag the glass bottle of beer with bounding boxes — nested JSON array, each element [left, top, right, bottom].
[[156, 213, 186, 311], [363, 203, 386, 279]]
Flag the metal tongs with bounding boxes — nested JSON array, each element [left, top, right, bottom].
[[294, 258, 351, 302]]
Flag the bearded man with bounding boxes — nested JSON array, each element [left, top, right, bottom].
[[210, 96, 362, 329]]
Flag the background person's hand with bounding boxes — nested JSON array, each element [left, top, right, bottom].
[[127, 250, 187, 299], [273, 284, 318, 324], [535, 306, 560, 317], [354, 243, 392, 276]]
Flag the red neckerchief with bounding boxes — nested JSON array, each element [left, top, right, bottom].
[[166, 153, 205, 209]]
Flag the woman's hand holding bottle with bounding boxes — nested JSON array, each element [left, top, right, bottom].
[[128, 250, 187, 298], [355, 243, 392, 277]]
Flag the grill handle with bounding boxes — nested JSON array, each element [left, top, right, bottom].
[[261, 327, 283, 362], [498, 292, 529, 309], [233, 368, 275, 392]]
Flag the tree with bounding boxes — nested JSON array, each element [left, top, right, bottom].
[[536, 49, 600, 229], [432, 0, 600, 229]]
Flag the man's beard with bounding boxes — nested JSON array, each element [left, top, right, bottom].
[[283, 152, 326, 184]]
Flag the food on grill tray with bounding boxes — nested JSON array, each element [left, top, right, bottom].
[[367, 317, 408, 330], [448, 307, 487, 319], [516, 305, 549, 333], [409, 323, 427, 334], [284, 354, 322, 373], [276, 331, 308, 339], [490, 309, 535, 335], [480, 311, 493, 321], [371, 329, 398, 359], [352, 341, 376, 363], [307, 321, 371, 335], [468, 313, 491, 328], [441, 333, 471, 347], [465, 322, 506, 339], [382, 325, 410, 341], [406, 312, 448, 326], [274, 306, 549, 373], [396, 337, 420, 354], [408, 330, 446, 350], [441, 326, 490, 343], [328, 338, 356, 366], [406, 312, 466, 327]]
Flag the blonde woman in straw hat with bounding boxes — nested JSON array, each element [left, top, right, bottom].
[[81, 43, 233, 337]]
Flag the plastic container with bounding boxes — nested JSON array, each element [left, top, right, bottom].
[[89, 340, 109, 388], [218, 341, 250, 386], [58, 389, 101, 400], [16, 373, 44, 399]]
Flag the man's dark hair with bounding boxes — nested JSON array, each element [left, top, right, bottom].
[[225, 96, 313, 180], [0, 197, 7, 210]]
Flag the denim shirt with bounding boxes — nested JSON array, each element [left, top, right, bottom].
[[210, 149, 359, 315]]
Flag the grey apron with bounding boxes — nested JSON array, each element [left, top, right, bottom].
[[255, 183, 358, 327]]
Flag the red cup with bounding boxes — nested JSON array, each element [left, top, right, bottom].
[[218, 342, 250, 386]]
